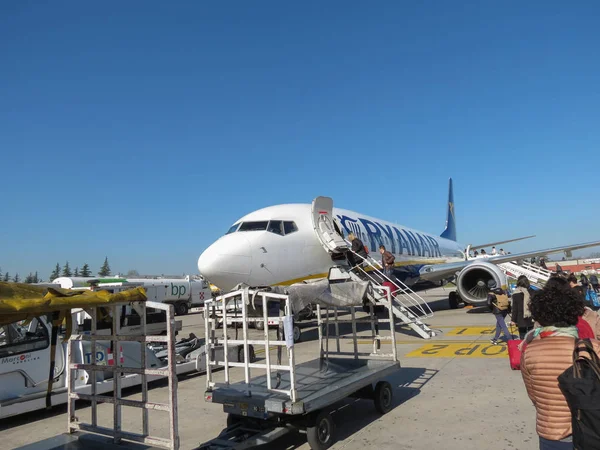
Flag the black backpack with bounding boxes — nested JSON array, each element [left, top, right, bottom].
[[557, 339, 600, 449]]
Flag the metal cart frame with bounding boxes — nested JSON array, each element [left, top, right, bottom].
[[201, 284, 400, 450]]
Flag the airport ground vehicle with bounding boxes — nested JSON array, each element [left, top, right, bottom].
[[0, 284, 251, 420], [199, 280, 400, 450], [53, 275, 213, 316]]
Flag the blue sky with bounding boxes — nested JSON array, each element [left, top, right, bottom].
[[1, 2, 599, 279]]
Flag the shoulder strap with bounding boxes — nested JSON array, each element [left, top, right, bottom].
[[573, 339, 600, 379]]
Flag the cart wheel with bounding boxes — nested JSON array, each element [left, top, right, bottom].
[[237, 345, 256, 363], [307, 410, 335, 450], [373, 381, 393, 414], [293, 325, 302, 343], [256, 320, 265, 331]]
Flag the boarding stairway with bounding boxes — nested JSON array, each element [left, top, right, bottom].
[[347, 251, 435, 339], [324, 235, 436, 340], [497, 261, 552, 287], [310, 196, 435, 339]]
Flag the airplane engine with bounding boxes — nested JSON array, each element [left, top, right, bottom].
[[456, 261, 508, 306]]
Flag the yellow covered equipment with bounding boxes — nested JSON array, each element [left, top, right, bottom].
[[0, 282, 147, 326]]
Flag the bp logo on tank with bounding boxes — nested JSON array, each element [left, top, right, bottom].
[[171, 283, 187, 298]]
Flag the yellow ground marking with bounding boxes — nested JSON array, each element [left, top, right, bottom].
[[356, 339, 490, 345], [446, 326, 496, 336], [405, 342, 508, 358], [254, 346, 277, 355]]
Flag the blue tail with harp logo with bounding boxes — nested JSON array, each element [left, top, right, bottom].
[[440, 178, 457, 241]]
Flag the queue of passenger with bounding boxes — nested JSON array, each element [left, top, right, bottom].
[[467, 247, 507, 258], [512, 273, 600, 449]]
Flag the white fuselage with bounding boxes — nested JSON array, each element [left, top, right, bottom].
[[198, 203, 464, 291]]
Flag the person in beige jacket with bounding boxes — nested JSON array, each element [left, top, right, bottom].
[[521, 283, 600, 449]]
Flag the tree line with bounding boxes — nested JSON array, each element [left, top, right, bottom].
[[1, 257, 112, 284]]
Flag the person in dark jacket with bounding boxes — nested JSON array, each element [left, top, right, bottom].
[[347, 233, 368, 271], [580, 273, 590, 290], [590, 272, 600, 293], [379, 245, 395, 277], [568, 274, 586, 302], [511, 275, 534, 339]]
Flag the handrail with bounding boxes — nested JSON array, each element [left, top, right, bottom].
[[343, 242, 433, 318]]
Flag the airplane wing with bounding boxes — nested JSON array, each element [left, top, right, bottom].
[[419, 240, 600, 281], [469, 235, 535, 250]]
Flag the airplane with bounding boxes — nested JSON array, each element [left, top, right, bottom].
[[197, 179, 600, 306]]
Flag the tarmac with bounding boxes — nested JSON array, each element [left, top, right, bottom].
[[2, 287, 538, 450]]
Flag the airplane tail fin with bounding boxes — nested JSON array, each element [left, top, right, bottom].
[[440, 178, 457, 241]]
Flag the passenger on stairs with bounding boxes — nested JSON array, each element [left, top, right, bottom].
[[347, 233, 368, 275], [511, 275, 534, 339], [491, 246, 497, 256], [379, 245, 395, 278]]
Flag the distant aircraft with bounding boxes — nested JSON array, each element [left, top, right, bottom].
[[198, 179, 600, 305]]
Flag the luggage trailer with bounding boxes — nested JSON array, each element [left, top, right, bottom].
[[200, 286, 400, 450]]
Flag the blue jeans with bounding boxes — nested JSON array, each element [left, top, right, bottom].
[[539, 436, 572, 449], [493, 313, 512, 341]]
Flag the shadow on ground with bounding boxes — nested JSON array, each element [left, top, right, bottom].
[[196, 367, 438, 450]]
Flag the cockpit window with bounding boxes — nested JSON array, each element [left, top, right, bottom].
[[283, 221, 298, 235], [226, 223, 240, 235], [238, 221, 269, 232], [267, 220, 283, 235]]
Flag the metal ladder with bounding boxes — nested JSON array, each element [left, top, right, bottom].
[[344, 248, 436, 340], [497, 260, 552, 286]]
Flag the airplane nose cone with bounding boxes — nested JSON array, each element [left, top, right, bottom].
[[198, 235, 252, 291]]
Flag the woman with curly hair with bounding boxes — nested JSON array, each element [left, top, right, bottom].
[[521, 282, 600, 449]]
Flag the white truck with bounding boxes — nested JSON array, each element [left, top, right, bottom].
[[0, 304, 253, 419], [53, 276, 214, 316]]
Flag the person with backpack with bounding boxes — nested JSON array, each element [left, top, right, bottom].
[[487, 284, 513, 345], [511, 275, 534, 339], [521, 282, 600, 449]]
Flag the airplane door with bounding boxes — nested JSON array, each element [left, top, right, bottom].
[[311, 197, 349, 253]]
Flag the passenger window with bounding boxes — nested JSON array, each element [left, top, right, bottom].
[[283, 221, 298, 235], [0, 318, 49, 358], [225, 223, 240, 235], [267, 220, 284, 235], [239, 221, 269, 232]]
